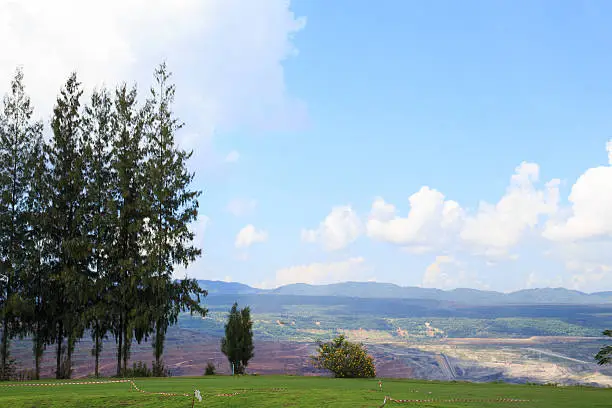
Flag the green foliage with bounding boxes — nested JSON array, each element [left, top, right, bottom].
[[142, 63, 205, 376], [221, 303, 254, 375], [312, 335, 376, 378], [595, 329, 612, 365], [45, 72, 90, 379], [2, 376, 612, 408], [151, 360, 171, 378], [122, 361, 152, 378], [0, 64, 204, 380], [204, 362, 217, 376], [82, 86, 115, 378], [0, 67, 44, 380]]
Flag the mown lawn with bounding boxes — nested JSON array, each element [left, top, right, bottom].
[[0, 375, 609, 407]]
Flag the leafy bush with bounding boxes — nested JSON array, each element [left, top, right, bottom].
[[0, 357, 16, 381], [312, 335, 376, 378], [122, 361, 152, 377], [152, 360, 171, 377], [204, 362, 216, 376], [596, 329, 612, 365], [14, 369, 37, 381]]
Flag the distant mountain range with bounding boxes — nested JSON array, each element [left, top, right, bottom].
[[197, 280, 612, 305]]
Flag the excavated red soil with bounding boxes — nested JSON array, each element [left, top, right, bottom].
[[10, 328, 415, 379]]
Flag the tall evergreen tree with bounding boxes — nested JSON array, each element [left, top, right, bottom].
[[143, 63, 206, 375], [82, 88, 115, 377], [23, 135, 50, 380], [45, 73, 89, 379], [221, 303, 254, 375], [0, 68, 43, 380], [110, 83, 148, 376]]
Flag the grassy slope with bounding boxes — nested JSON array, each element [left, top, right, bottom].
[[0, 376, 610, 407]]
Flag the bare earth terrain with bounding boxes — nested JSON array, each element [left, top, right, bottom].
[[10, 326, 612, 387]]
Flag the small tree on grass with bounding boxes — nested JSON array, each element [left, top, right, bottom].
[[204, 361, 216, 376], [221, 302, 254, 375], [312, 334, 376, 378], [595, 330, 612, 365]]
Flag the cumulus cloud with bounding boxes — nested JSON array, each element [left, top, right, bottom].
[[226, 198, 257, 217], [543, 140, 612, 242], [271, 257, 366, 287], [422, 255, 490, 290], [301, 206, 362, 251], [422, 255, 459, 289], [235, 224, 268, 249], [0, 0, 307, 142], [366, 188, 462, 248], [364, 162, 560, 258], [460, 162, 560, 255]]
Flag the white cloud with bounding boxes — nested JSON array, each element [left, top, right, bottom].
[[422, 255, 459, 289], [224, 150, 240, 163], [567, 261, 612, 292], [543, 140, 612, 241], [302, 205, 362, 251], [0, 0, 306, 143], [366, 163, 559, 258], [226, 198, 257, 217], [366, 188, 462, 248], [235, 224, 268, 248], [460, 162, 560, 254], [271, 257, 366, 287], [524, 271, 564, 290], [422, 255, 490, 290]]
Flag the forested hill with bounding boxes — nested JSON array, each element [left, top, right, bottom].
[[197, 280, 612, 305]]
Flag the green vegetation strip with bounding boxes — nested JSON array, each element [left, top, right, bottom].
[[0, 379, 191, 397], [1, 376, 611, 407]]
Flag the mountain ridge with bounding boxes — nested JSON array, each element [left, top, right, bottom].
[[196, 280, 612, 304]]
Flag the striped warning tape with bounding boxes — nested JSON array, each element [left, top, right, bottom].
[[381, 396, 530, 405], [128, 380, 190, 397], [0, 380, 132, 387], [381, 397, 530, 407], [0, 379, 190, 397], [216, 392, 241, 397]]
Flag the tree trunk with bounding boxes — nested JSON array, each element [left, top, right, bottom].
[[154, 322, 162, 370], [94, 330, 100, 378], [55, 322, 63, 379], [1, 316, 9, 380], [33, 324, 44, 380], [65, 334, 74, 379], [116, 317, 123, 377], [122, 320, 129, 374]]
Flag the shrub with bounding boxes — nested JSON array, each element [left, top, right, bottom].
[[0, 357, 16, 381], [152, 360, 171, 377], [13, 368, 36, 382], [122, 361, 152, 377], [312, 335, 376, 378], [204, 362, 216, 376]]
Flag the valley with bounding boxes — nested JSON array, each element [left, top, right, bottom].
[[9, 281, 612, 386]]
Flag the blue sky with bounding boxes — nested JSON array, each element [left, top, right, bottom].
[[2, 1, 612, 292]]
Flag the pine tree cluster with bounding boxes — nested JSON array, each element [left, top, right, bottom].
[[0, 64, 207, 380]]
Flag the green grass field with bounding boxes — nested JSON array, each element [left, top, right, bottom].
[[0, 376, 609, 407]]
